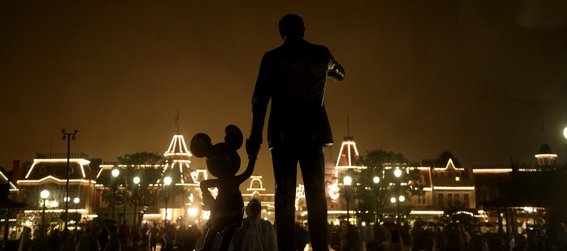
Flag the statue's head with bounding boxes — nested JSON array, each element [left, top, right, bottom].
[[279, 14, 304, 40], [190, 125, 243, 179]]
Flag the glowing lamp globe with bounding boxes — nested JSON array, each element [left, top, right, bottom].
[[398, 195, 406, 202], [133, 176, 141, 185], [40, 190, 50, 199], [164, 176, 173, 186], [73, 197, 80, 204], [373, 176, 380, 184], [343, 176, 352, 186], [563, 126, 567, 140], [111, 169, 120, 178], [394, 169, 402, 178]]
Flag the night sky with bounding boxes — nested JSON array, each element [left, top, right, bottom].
[[2, 2, 566, 187]]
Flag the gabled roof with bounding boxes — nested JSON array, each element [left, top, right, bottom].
[[432, 151, 463, 169], [23, 158, 94, 181], [0, 168, 17, 191], [425, 152, 474, 188]]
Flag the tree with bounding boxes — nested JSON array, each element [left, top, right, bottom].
[[101, 152, 164, 211], [351, 150, 423, 222], [117, 152, 164, 166]]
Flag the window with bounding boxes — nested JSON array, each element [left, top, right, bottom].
[[447, 193, 453, 207], [454, 194, 460, 206], [464, 194, 469, 208], [482, 190, 489, 202], [438, 194, 444, 207], [418, 194, 426, 204]]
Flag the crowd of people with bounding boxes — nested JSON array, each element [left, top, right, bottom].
[[327, 220, 560, 251], [12, 199, 278, 251], [11, 216, 555, 251], [14, 220, 203, 251], [8, 197, 561, 251]]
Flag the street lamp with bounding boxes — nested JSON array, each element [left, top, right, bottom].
[[73, 197, 80, 225], [132, 176, 140, 226], [343, 175, 352, 222], [563, 126, 567, 163], [372, 176, 380, 222], [111, 168, 120, 221], [393, 168, 402, 223], [122, 172, 130, 225], [61, 129, 78, 230], [163, 176, 172, 222], [40, 190, 50, 240]]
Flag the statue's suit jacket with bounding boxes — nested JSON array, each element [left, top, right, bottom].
[[251, 38, 344, 148]]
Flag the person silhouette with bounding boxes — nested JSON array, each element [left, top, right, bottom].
[[247, 14, 345, 251]]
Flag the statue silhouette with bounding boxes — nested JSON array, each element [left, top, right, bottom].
[[191, 125, 255, 251], [247, 14, 345, 251]]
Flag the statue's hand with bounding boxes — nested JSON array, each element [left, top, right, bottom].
[[246, 138, 260, 160], [202, 194, 214, 210], [327, 60, 345, 81]]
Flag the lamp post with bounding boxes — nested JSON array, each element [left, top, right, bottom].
[[73, 197, 80, 226], [40, 190, 50, 240], [163, 176, 172, 222], [343, 175, 352, 222], [122, 172, 129, 225], [563, 126, 567, 164], [372, 176, 380, 222], [132, 176, 140, 226], [111, 168, 120, 221], [61, 129, 78, 230], [393, 169, 402, 223]]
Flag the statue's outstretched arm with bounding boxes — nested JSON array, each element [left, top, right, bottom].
[[237, 154, 256, 184], [327, 59, 345, 81]]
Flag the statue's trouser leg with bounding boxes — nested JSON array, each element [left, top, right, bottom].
[[272, 147, 299, 251], [272, 145, 329, 251], [299, 146, 329, 251]]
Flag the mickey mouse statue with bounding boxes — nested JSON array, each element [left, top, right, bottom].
[[190, 125, 257, 251]]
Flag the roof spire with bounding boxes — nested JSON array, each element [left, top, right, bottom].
[[347, 113, 350, 137], [541, 122, 546, 143], [175, 111, 180, 134]]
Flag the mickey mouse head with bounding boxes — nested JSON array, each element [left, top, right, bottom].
[[190, 125, 243, 179]]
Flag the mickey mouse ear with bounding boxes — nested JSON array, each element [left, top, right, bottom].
[[190, 133, 213, 158], [224, 124, 243, 150]]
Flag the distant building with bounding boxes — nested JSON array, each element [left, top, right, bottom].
[[16, 153, 96, 229]]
